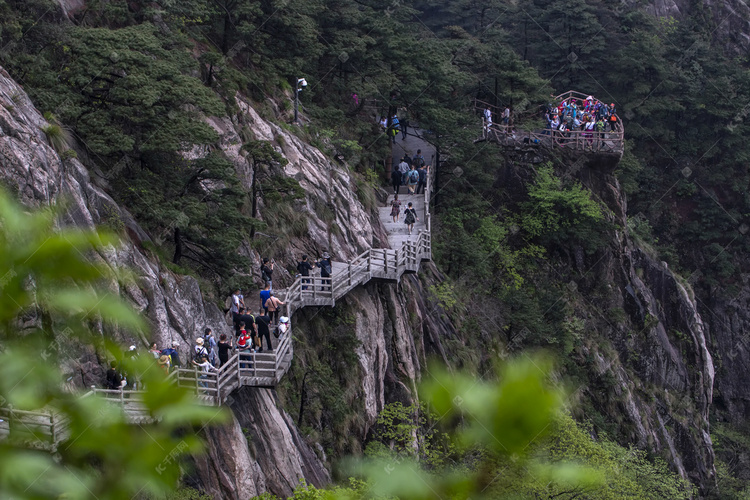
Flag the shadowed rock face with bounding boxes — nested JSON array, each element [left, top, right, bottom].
[[193, 388, 330, 499], [0, 65, 335, 498], [0, 61, 453, 499], [491, 151, 717, 491], [646, 0, 750, 55]]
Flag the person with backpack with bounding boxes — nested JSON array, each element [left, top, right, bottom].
[[416, 164, 427, 194], [390, 194, 402, 222], [390, 115, 400, 144], [609, 104, 618, 131], [404, 202, 419, 235], [265, 292, 285, 325], [407, 165, 419, 194], [105, 360, 125, 390], [236, 322, 254, 369], [276, 316, 290, 338], [391, 164, 402, 195], [297, 255, 316, 290], [203, 328, 218, 366], [412, 150, 425, 170], [194, 337, 209, 363], [260, 258, 274, 291], [255, 310, 273, 352], [161, 341, 181, 370], [318, 251, 332, 291]]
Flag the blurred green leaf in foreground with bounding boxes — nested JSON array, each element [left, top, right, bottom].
[[0, 188, 228, 499]]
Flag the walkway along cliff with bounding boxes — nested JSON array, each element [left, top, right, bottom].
[[0, 63, 722, 498], [0, 132, 434, 438]]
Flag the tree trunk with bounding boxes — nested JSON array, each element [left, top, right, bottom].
[[173, 226, 183, 264], [250, 161, 258, 239]]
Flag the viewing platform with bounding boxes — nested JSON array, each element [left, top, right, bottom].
[[475, 90, 624, 155]]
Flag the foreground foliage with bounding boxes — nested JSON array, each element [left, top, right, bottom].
[[0, 189, 228, 499]]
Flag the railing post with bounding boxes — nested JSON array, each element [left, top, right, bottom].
[[50, 413, 56, 446], [348, 261, 352, 286], [368, 253, 372, 273]]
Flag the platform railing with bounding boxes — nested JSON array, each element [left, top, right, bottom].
[[474, 90, 624, 153]]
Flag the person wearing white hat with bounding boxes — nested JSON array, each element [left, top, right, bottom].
[[277, 316, 290, 337], [194, 337, 208, 362]]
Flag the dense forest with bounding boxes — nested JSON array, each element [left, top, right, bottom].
[[2, 0, 750, 498]]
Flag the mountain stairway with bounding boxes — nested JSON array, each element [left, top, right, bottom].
[[0, 160, 434, 450]]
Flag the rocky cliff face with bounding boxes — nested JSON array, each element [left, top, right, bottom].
[[1, 55, 728, 496], [0, 62, 456, 498], [496, 148, 716, 490], [645, 0, 750, 55], [0, 65, 340, 498]]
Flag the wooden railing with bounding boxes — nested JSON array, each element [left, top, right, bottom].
[[280, 168, 432, 319], [475, 90, 624, 154], [0, 160, 434, 448]]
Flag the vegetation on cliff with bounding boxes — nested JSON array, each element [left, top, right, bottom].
[[2, 0, 750, 496]]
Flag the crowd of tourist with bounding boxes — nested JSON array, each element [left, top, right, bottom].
[[482, 95, 621, 144], [544, 96, 619, 134], [106, 116, 432, 391]]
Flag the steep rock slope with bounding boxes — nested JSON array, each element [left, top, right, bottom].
[[500, 148, 716, 489], [0, 63, 455, 498], [0, 65, 335, 498]]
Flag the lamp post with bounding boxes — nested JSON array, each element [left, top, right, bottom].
[[294, 77, 307, 124]]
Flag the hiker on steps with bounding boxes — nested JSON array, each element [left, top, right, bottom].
[[256, 310, 273, 352], [264, 292, 285, 325], [318, 251, 332, 292], [230, 288, 245, 324], [192, 355, 216, 389], [106, 360, 126, 390], [297, 255, 316, 290], [390, 194, 402, 222], [260, 258, 274, 291], [236, 323, 254, 369], [407, 165, 419, 194], [160, 340, 182, 370], [398, 157, 410, 186], [217, 333, 232, 367], [260, 284, 272, 314], [391, 163, 402, 195], [203, 328, 218, 366], [416, 164, 427, 194], [404, 202, 419, 235], [194, 337, 209, 364]]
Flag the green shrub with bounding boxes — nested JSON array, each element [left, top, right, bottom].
[[42, 123, 71, 153]]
